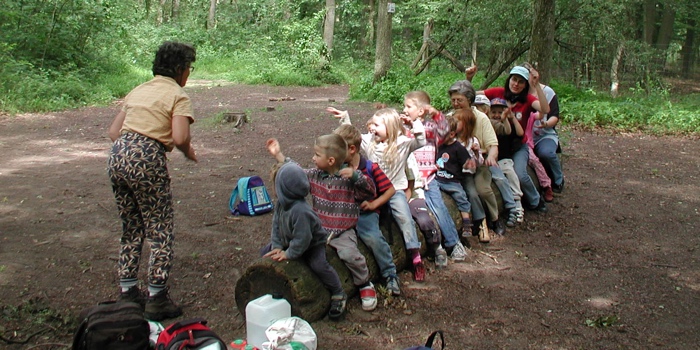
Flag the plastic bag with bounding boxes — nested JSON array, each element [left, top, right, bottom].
[[262, 317, 317, 350]]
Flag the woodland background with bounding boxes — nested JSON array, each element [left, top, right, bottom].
[[0, 0, 698, 133]]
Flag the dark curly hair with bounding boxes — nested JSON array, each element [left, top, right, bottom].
[[152, 41, 196, 78]]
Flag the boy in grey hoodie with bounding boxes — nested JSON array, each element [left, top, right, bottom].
[[260, 162, 347, 320]]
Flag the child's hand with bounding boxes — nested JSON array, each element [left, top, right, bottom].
[[360, 200, 377, 212], [471, 142, 481, 152], [465, 65, 478, 81], [326, 107, 349, 123], [399, 114, 413, 127], [464, 158, 477, 171], [266, 138, 281, 156], [424, 105, 439, 119], [338, 167, 354, 179], [184, 147, 198, 162], [271, 250, 288, 261], [263, 248, 283, 258]]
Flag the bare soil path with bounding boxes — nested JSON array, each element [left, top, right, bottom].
[[1, 83, 699, 349]]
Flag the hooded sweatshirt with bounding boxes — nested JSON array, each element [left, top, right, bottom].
[[270, 162, 328, 260]]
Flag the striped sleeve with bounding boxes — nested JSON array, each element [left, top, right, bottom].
[[370, 163, 393, 194]]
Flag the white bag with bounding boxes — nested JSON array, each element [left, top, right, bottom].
[[262, 317, 317, 350]]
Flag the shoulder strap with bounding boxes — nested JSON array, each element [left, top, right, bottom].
[[229, 177, 251, 214], [425, 330, 444, 349]]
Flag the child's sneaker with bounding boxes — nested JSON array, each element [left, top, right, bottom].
[[435, 246, 448, 269], [359, 283, 377, 311], [516, 208, 525, 223], [448, 242, 467, 262], [461, 218, 472, 237], [506, 209, 518, 227], [385, 275, 401, 296], [328, 293, 347, 321]]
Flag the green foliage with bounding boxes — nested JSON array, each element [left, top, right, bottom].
[[585, 315, 619, 328]]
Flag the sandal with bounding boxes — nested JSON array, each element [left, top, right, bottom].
[[328, 294, 347, 321]]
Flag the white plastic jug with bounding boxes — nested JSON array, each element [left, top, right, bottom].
[[245, 294, 291, 349]]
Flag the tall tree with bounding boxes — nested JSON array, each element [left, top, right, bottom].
[[680, 18, 696, 75], [374, 0, 392, 82], [208, 0, 217, 29], [323, 0, 336, 56], [529, 0, 555, 83]]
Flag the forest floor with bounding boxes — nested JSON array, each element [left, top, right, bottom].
[[0, 83, 699, 349]]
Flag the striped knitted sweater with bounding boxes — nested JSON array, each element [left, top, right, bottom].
[[303, 167, 376, 237]]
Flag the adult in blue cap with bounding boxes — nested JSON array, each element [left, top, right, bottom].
[[464, 64, 550, 213]]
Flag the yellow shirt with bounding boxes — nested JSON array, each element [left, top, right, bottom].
[[120, 75, 194, 151], [472, 106, 498, 155]]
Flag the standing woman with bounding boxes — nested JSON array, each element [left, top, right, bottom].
[[466, 65, 550, 212], [107, 41, 197, 321]]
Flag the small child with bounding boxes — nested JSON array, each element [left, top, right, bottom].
[[329, 106, 429, 281], [489, 98, 525, 225], [267, 135, 379, 312], [333, 124, 402, 296], [435, 116, 476, 237], [526, 112, 554, 202], [473, 95, 521, 228], [405, 153, 446, 269], [260, 162, 347, 320], [402, 91, 468, 263]]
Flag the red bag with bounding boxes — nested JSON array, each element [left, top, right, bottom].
[[155, 318, 226, 350]]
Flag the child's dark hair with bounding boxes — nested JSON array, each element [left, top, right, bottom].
[[152, 41, 196, 78], [333, 124, 362, 149], [315, 134, 348, 165]]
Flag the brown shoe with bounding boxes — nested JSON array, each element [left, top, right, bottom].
[[478, 222, 491, 243], [144, 287, 182, 321], [118, 286, 145, 309]]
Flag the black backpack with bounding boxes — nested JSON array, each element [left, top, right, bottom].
[[403, 330, 444, 350], [72, 301, 150, 350]]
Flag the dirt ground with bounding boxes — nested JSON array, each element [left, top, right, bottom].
[[1, 83, 699, 349]]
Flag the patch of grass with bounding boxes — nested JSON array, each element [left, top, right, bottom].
[[585, 315, 619, 328]]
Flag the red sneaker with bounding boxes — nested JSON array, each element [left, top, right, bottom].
[[413, 262, 426, 282], [543, 187, 554, 202]]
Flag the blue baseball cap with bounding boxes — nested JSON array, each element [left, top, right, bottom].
[[509, 66, 530, 81]]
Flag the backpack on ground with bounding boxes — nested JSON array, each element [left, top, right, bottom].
[[71, 301, 150, 350], [403, 330, 444, 350], [155, 318, 226, 350], [229, 175, 273, 216]]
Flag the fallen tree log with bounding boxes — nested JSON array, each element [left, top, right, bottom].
[[235, 167, 542, 321]]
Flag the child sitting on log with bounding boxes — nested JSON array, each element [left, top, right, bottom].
[[267, 135, 380, 314], [260, 161, 347, 321]]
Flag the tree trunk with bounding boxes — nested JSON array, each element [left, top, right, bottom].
[[373, 0, 392, 83], [411, 20, 433, 70], [681, 18, 696, 75], [643, 0, 657, 45], [366, 0, 376, 49], [610, 43, 624, 98], [234, 171, 542, 321], [529, 0, 556, 84], [172, 0, 180, 21], [323, 0, 336, 57], [157, 0, 167, 25], [207, 0, 217, 30], [655, 3, 675, 70]]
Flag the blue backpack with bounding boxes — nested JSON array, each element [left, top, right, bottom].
[[229, 176, 273, 216]]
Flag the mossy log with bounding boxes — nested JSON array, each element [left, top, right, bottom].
[[235, 167, 541, 321]]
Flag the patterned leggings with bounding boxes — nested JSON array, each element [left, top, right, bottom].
[[108, 132, 174, 287]]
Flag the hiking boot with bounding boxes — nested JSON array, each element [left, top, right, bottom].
[[385, 275, 401, 296], [448, 242, 467, 262], [492, 219, 506, 236], [543, 187, 554, 202], [435, 246, 448, 269], [506, 210, 518, 227], [552, 179, 565, 193], [328, 293, 347, 321], [461, 218, 472, 238], [359, 282, 377, 311], [413, 261, 426, 282], [478, 226, 491, 243], [118, 286, 145, 309], [144, 287, 183, 321]]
